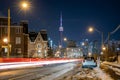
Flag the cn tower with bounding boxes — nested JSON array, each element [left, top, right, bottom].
[[59, 12, 63, 47]]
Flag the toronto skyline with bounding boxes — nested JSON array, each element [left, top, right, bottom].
[[0, 0, 120, 45]]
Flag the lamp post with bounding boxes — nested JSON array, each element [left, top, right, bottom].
[[89, 25, 120, 61], [7, 8, 10, 58], [63, 37, 68, 57], [88, 26, 104, 64], [105, 25, 120, 60], [88, 27, 104, 49], [6, 1, 30, 58], [63, 37, 69, 48]]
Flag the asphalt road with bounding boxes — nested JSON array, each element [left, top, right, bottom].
[[0, 62, 77, 80]]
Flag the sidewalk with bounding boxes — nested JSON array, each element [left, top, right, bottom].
[[94, 67, 114, 80], [56, 63, 113, 80], [102, 61, 120, 67]]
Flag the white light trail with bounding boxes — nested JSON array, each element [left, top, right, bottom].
[[0, 59, 81, 70]]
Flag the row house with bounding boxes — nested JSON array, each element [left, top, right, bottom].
[[0, 17, 48, 58], [0, 17, 28, 57]]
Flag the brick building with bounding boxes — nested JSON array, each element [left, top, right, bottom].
[[0, 17, 28, 57]]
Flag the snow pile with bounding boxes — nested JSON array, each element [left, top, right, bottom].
[[56, 63, 114, 80], [57, 67, 114, 80], [94, 67, 114, 80], [72, 68, 101, 80], [103, 61, 120, 67], [103, 61, 120, 76]]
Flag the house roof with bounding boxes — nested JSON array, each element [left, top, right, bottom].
[[40, 30, 48, 41], [29, 32, 38, 42], [28, 30, 48, 42]]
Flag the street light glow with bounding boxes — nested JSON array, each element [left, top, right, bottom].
[[22, 2, 28, 8], [19, 1, 31, 11], [102, 47, 106, 51], [88, 27, 94, 32], [21, 1, 29, 9], [82, 42, 85, 46], [3, 38, 8, 43], [64, 37, 67, 41]]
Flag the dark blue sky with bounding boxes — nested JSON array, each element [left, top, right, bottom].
[[0, 0, 120, 46]]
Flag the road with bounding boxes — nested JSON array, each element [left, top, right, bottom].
[[0, 62, 77, 80], [0, 61, 116, 80]]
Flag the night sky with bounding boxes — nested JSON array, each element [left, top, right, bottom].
[[0, 0, 120, 46]]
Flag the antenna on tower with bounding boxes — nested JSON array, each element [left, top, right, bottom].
[[60, 12, 62, 27], [59, 12, 63, 31]]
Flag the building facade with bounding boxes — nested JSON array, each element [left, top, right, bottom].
[[28, 30, 48, 58], [0, 17, 28, 57]]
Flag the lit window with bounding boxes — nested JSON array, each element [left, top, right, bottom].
[[38, 50, 41, 53], [16, 37, 21, 44]]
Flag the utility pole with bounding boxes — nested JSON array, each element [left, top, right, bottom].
[[101, 32, 104, 48], [106, 32, 110, 61], [7, 8, 10, 58]]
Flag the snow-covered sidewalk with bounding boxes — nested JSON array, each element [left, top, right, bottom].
[[102, 61, 120, 77], [102, 61, 120, 67], [94, 67, 114, 80], [56, 63, 114, 80]]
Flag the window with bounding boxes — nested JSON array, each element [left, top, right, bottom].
[[4, 27, 8, 34], [16, 37, 21, 44], [37, 44, 41, 48], [44, 44, 46, 48], [15, 48, 21, 54], [38, 38, 40, 41], [16, 27, 21, 34]]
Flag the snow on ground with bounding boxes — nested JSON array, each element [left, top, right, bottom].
[[103, 61, 120, 67], [94, 67, 114, 80], [102, 61, 120, 76], [56, 63, 114, 80]]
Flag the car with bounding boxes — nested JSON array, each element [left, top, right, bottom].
[[82, 57, 97, 68]]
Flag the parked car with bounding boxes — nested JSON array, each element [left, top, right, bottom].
[[82, 57, 97, 68]]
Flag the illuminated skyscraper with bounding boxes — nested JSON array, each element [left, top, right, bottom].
[[59, 12, 63, 47]]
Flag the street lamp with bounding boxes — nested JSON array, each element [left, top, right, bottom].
[[88, 25, 120, 61], [88, 27, 94, 32], [3, 38, 8, 44], [20, 1, 30, 10], [7, 8, 10, 58], [63, 37, 69, 48], [81, 42, 85, 46], [102, 46, 106, 51], [6, 1, 30, 58], [88, 26, 104, 49], [63, 37, 67, 42], [22, 2, 28, 8]]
